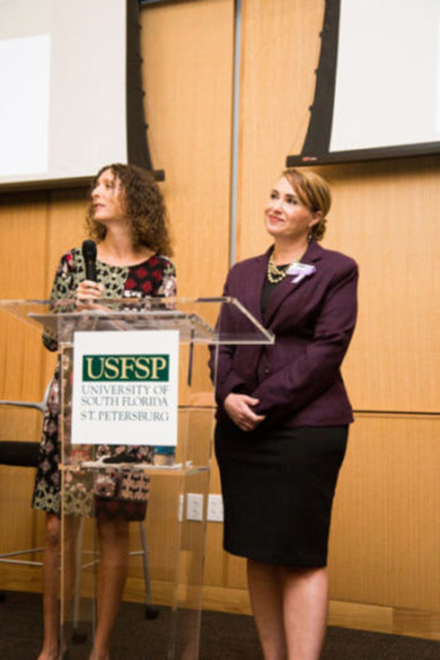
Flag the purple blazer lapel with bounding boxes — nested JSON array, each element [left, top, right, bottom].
[[263, 240, 323, 327]]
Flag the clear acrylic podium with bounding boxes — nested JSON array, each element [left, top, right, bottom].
[[0, 297, 273, 659]]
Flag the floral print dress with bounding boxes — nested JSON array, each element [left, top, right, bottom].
[[32, 248, 177, 520]]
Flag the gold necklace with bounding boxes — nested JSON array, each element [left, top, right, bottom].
[[267, 257, 290, 284], [267, 250, 305, 284]]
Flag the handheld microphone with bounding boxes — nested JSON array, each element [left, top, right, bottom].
[[82, 240, 98, 282]]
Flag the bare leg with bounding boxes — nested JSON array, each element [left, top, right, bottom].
[[247, 560, 328, 660], [90, 517, 130, 660], [37, 513, 81, 660], [281, 566, 328, 660], [37, 513, 61, 660], [247, 559, 287, 660]]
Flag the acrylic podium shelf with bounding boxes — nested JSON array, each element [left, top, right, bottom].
[[0, 297, 273, 659]]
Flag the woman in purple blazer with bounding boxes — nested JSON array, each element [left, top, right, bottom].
[[213, 169, 358, 659]]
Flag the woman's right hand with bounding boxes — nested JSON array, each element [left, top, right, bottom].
[[224, 393, 266, 432], [75, 280, 105, 309]]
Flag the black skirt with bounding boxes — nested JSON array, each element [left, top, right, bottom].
[[215, 422, 348, 567]]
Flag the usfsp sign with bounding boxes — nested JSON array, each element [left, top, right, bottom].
[[72, 330, 179, 446], [82, 355, 169, 381]]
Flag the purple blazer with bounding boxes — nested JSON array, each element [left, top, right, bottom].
[[213, 240, 358, 428]]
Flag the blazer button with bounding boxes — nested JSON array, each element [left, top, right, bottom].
[[263, 367, 271, 376]]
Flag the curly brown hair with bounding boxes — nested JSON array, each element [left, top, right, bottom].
[[282, 168, 331, 242], [86, 163, 173, 256]]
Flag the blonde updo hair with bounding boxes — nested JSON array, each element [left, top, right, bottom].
[[282, 168, 331, 242]]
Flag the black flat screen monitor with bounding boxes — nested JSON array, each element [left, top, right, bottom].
[[0, 0, 155, 191], [287, 0, 440, 167]]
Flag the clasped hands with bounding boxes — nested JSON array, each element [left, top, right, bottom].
[[224, 392, 266, 432]]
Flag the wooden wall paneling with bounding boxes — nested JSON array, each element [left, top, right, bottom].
[[328, 600, 440, 640], [0, 465, 41, 554], [0, 186, 91, 597], [0, 191, 52, 578], [0, 401, 45, 591], [140, 0, 234, 298], [16, 188, 88, 586], [329, 413, 440, 612], [321, 159, 440, 413], [0, 191, 49, 299], [0, 191, 50, 401], [140, 0, 235, 606], [0, 564, 43, 595], [46, 188, 89, 292], [40, 189, 90, 386], [194, 0, 325, 606], [0, 316, 43, 401], [236, 0, 325, 261], [137, 473, 182, 585]]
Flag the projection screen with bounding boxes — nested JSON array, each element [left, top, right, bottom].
[[287, 0, 440, 166], [0, 0, 154, 190]]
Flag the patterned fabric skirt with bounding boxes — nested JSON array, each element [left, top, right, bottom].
[[32, 366, 154, 521]]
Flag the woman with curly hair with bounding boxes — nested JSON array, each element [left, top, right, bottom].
[[33, 163, 176, 660]]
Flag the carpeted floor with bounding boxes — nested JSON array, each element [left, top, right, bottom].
[[2, 591, 440, 659]]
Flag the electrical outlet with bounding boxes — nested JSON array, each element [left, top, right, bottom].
[[186, 493, 204, 521], [207, 494, 224, 522]]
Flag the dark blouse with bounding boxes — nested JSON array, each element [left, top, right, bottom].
[[260, 265, 290, 315]]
